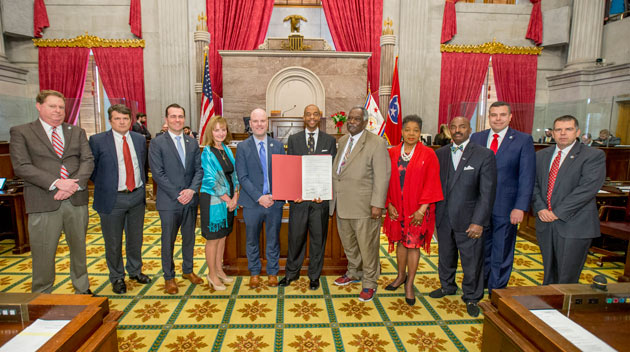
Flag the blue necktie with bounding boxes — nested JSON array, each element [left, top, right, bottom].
[[175, 135, 185, 168], [259, 141, 269, 194]]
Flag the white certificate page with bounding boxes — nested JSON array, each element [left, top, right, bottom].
[[301, 155, 332, 200]]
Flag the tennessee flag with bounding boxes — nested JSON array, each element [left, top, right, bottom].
[[198, 53, 214, 142], [364, 93, 384, 135], [379, 56, 402, 145]]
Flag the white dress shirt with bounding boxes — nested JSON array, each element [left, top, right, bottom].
[[549, 140, 577, 171], [452, 138, 471, 170], [40, 119, 66, 190], [112, 130, 143, 191], [486, 127, 508, 150], [168, 130, 186, 161], [337, 130, 363, 174]]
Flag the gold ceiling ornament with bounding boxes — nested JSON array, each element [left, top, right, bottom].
[[382, 17, 394, 35], [197, 13, 208, 31], [440, 39, 542, 55], [284, 14, 308, 33], [33, 32, 145, 48]]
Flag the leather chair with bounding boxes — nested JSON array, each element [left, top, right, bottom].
[[597, 192, 630, 282]]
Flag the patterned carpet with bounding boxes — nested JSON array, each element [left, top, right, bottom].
[[0, 207, 625, 352]]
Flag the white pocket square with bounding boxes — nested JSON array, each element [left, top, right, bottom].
[[322, 149, 328, 152], [463, 165, 475, 171]]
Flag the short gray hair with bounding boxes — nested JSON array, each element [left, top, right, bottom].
[[350, 106, 369, 121]]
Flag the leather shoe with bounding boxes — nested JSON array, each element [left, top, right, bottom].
[[467, 302, 480, 317], [164, 279, 178, 295], [249, 275, 261, 289], [309, 279, 320, 290], [268, 275, 279, 287], [112, 279, 127, 294], [78, 289, 93, 296], [182, 273, 204, 285], [405, 297, 416, 306], [428, 288, 456, 299], [385, 276, 407, 291], [278, 277, 297, 287], [130, 273, 151, 284]]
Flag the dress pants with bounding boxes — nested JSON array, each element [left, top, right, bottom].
[[98, 188, 145, 283], [336, 216, 381, 290], [483, 214, 518, 292], [537, 227, 591, 285], [28, 200, 89, 293], [243, 205, 283, 276], [285, 201, 329, 281], [159, 204, 197, 280], [436, 220, 485, 303]]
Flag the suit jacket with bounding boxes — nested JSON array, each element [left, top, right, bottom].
[[435, 142, 497, 232], [471, 128, 535, 217], [9, 120, 94, 214], [235, 135, 285, 209], [531, 143, 606, 239], [287, 130, 337, 158], [330, 131, 390, 218], [148, 132, 203, 211], [89, 130, 147, 214], [132, 122, 151, 140]]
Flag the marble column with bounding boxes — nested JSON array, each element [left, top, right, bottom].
[[379, 34, 396, 112], [565, 0, 605, 70], [0, 13, 7, 63]]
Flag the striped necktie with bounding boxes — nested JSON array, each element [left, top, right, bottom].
[[51, 127, 69, 179]]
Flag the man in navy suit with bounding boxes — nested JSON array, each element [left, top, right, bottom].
[[470, 101, 535, 294], [432, 116, 496, 317], [89, 104, 151, 294], [149, 104, 204, 294], [235, 108, 285, 288]]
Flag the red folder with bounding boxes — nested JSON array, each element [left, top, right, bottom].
[[271, 155, 302, 200]]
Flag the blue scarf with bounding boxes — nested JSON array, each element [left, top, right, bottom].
[[200, 144, 238, 232]]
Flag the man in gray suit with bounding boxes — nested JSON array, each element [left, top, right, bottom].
[[331, 106, 390, 302], [10, 90, 94, 294], [149, 103, 204, 294], [532, 115, 605, 285]]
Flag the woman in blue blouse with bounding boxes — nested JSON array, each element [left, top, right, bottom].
[[200, 116, 239, 291]]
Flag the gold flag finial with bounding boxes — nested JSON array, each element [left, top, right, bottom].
[[197, 13, 208, 31], [383, 17, 393, 35]]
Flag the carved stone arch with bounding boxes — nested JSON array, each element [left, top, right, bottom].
[[266, 66, 325, 116]]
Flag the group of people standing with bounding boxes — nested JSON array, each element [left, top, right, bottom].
[[9, 90, 605, 320]]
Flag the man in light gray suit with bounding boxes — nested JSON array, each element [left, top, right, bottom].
[[10, 90, 94, 294], [149, 103, 204, 294], [532, 115, 606, 285]]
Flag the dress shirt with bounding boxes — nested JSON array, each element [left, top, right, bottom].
[[168, 130, 186, 161], [40, 119, 67, 190], [336, 130, 364, 174], [486, 127, 508, 149], [254, 135, 270, 192], [549, 141, 577, 171], [451, 138, 471, 170], [305, 128, 319, 148], [112, 130, 143, 191]]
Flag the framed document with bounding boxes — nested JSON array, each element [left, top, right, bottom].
[[271, 154, 332, 201]]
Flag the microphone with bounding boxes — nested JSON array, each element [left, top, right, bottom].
[[282, 105, 297, 117]]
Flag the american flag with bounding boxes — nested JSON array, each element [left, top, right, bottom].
[[199, 53, 214, 142]]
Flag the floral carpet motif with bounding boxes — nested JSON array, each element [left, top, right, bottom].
[[0, 207, 623, 351]]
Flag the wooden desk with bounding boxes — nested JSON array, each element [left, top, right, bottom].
[[0, 293, 120, 351], [481, 283, 630, 351], [0, 188, 29, 254]]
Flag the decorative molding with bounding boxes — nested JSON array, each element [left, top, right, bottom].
[[440, 40, 542, 55], [266, 66, 325, 115], [219, 50, 370, 59], [33, 33, 145, 48]]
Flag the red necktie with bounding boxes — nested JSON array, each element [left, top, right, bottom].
[[546, 151, 561, 210], [122, 136, 135, 191], [51, 128, 69, 179], [490, 133, 499, 154]]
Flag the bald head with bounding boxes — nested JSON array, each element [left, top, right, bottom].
[[250, 108, 268, 139], [449, 116, 472, 145], [303, 104, 321, 132]]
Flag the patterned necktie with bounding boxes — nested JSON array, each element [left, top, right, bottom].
[[259, 141, 269, 194], [490, 133, 499, 154], [51, 128, 69, 179], [338, 137, 354, 174], [175, 135, 185, 168], [546, 150, 562, 210], [307, 133, 315, 154], [122, 136, 135, 191], [450, 144, 463, 153]]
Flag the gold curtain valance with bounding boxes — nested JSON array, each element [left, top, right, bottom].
[[33, 33, 145, 48], [440, 40, 542, 55]]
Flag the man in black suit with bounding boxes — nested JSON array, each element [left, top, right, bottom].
[[89, 104, 151, 294], [279, 104, 337, 290], [132, 113, 151, 140], [431, 116, 496, 317], [532, 115, 605, 285]]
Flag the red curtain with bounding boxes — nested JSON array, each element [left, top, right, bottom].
[[93, 47, 147, 121], [492, 54, 538, 134], [206, 0, 274, 115], [129, 0, 142, 38], [38, 47, 89, 125], [441, 0, 460, 44], [526, 0, 542, 45], [322, 0, 383, 101], [34, 0, 49, 38], [438, 52, 490, 130]]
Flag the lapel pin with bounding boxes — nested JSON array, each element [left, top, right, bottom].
[[270, 143, 274, 147], [67, 126, 71, 130], [509, 136, 513, 139], [570, 155, 574, 159], [462, 157, 467, 160]]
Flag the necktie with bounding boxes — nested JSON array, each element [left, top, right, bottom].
[[450, 144, 463, 153], [259, 141, 269, 194], [490, 133, 499, 154], [122, 136, 135, 191], [51, 128, 69, 179], [546, 150, 562, 210], [338, 137, 353, 174], [175, 135, 185, 168], [307, 133, 315, 154]]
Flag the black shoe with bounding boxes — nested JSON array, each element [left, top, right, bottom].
[[130, 273, 151, 284], [428, 288, 456, 299], [309, 279, 320, 290], [78, 289, 93, 296], [112, 279, 127, 294], [278, 277, 297, 287], [405, 296, 416, 306], [385, 276, 407, 291], [466, 302, 480, 317]]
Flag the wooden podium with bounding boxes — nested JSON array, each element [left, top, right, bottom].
[[480, 283, 630, 351]]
